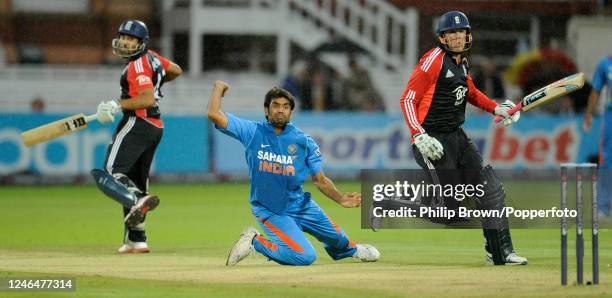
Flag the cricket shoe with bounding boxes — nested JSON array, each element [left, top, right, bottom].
[[124, 194, 160, 227], [118, 240, 150, 254], [486, 252, 528, 265], [353, 244, 380, 262], [226, 227, 259, 266]]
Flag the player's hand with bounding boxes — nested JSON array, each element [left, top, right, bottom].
[[338, 192, 362, 208], [96, 100, 120, 124], [494, 100, 520, 126], [582, 113, 592, 132], [413, 133, 444, 160], [214, 80, 230, 97]]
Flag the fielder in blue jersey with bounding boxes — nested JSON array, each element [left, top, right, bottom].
[[583, 55, 612, 219], [207, 80, 380, 266]]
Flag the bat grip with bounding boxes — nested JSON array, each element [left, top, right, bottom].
[[494, 103, 523, 123], [85, 114, 98, 123]]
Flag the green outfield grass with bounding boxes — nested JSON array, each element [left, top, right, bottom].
[[0, 182, 610, 297]]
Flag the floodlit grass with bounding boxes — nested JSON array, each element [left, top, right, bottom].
[[0, 183, 610, 297]]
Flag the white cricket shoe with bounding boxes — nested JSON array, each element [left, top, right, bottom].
[[486, 251, 528, 265], [353, 244, 380, 262], [226, 227, 258, 266], [118, 240, 150, 254]]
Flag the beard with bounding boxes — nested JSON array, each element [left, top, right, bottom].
[[268, 116, 289, 129]]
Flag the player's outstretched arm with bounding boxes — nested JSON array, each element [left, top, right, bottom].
[[312, 170, 362, 208], [164, 61, 182, 82], [207, 80, 230, 129]]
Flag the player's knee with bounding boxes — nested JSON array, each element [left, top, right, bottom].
[[295, 250, 317, 265], [113, 173, 143, 196], [286, 248, 316, 266], [478, 165, 506, 207]]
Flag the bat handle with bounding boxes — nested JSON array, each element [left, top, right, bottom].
[[85, 114, 98, 123], [494, 103, 523, 123]]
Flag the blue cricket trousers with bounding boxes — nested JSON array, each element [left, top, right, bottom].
[[251, 195, 357, 265]]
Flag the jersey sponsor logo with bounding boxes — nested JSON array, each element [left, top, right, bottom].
[[453, 86, 468, 106], [257, 151, 293, 164], [257, 150, 295, 176], [445, 69, 454, 78], [261, 144, 270, 148], [135, 75, 152, 86]]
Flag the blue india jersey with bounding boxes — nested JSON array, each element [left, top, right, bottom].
[[592, 56, 612, 110], [216, 113, 322, 213]]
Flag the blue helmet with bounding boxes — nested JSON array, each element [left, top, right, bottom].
[[112, 20, 149, 58], [436, 11, 472, 54], [436, 11, 471, 35]]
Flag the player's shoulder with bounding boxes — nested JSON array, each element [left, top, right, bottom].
[[417, 47, 444, 73], [285, 124, 312, 143], [126, 54, 151, 74], [147, 49, 168, 60], [594, 56, 612, 74]]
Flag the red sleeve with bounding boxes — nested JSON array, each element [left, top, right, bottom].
[[149, 50, 170, 71], [400, 69, 428, 135], [466, 75, 497, 114], [126, 56, 154, 98], [400, 48, 443, 136]]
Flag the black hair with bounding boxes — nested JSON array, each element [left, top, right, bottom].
[[264, 87, 295, 110]]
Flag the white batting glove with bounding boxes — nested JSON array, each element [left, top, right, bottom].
[[413, 133, 444, 161], [494, 99, 520, 126], [96, 100, 120, 124]]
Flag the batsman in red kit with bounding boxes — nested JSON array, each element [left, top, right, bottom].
[[400, 11, 527, 265], [91, 19, 182, 253]]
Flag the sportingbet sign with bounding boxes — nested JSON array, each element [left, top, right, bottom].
[[212, 112, 599, 172]]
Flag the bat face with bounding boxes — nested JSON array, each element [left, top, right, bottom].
[[21, 113, 89, 147], [493, 73, 585, 123], [521, 72, 585, 111]]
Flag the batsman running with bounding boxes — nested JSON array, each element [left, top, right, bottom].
[[91, 19, 182, 253], [399, 11, 527, 265], [207, 81, 380, 266]]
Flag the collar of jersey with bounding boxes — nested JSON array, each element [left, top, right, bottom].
[[128, 49, 148, 62], [263, 121, 295, 135]]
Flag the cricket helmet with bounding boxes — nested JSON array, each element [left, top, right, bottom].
[[436, 11, 472, 54], [112, 19, 149, 58]]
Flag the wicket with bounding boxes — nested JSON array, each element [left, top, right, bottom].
[[560, 163, 598, 286]]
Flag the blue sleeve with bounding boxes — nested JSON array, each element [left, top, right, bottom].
[[305, 135, 323, 176], [592, 59, 608, 92], [215, 112, 257, 147]]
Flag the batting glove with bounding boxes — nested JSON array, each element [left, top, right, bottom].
[[413, 133, 444, 161], [96, 100, 121, 124], [494, 100, 520, 126]]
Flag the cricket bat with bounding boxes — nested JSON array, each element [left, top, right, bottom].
[[21, 113, 98, 147], [494, 72, 586, 123]]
